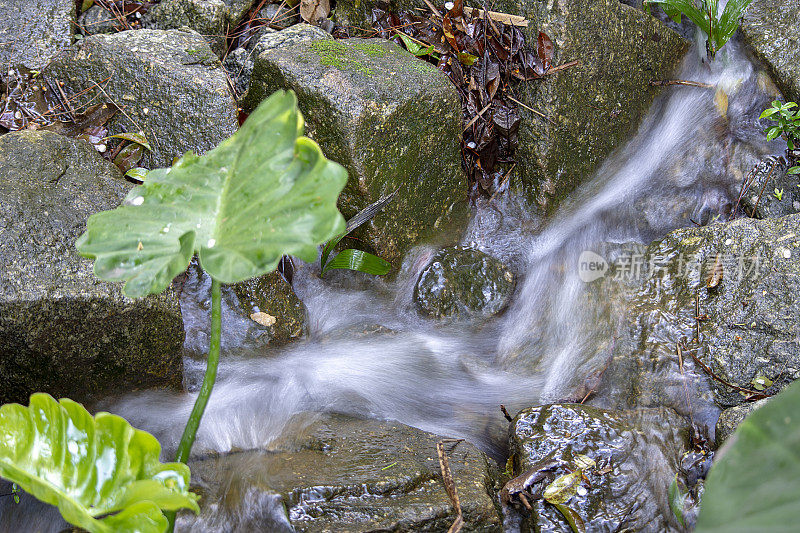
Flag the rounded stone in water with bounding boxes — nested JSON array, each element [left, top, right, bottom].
[[414, 246, 515, 319]]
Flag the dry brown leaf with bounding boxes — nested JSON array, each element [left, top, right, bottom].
[[706, 254, 723, 288], [300, 0, 330, 25], [250, 311, 277, 327]]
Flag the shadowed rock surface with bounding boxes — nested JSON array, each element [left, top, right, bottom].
[[0, 131, 184, 405]]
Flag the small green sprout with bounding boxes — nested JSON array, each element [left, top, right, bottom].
[[774, 188, 784, 201]]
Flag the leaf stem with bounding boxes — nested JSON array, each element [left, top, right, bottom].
[[175, 277, 222, 463]]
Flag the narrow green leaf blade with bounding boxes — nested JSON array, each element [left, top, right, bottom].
[[322, 249, 391, 275], [0, 394, 199, 533], [645, 0, 710, 35], [695, 380, 800, 532], [77, 90, 347, 296], [717, 0, 754, 48], [668, 475, 688, 527]]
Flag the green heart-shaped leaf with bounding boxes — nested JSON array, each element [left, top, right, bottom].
[[0, 394, 199, 533], [77, 90, 347, 297]]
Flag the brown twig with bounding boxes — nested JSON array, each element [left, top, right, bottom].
[[500, 404, 513, 422], [437, 439, 464, 533], [649, 79, 714, 89], [545, 60, 580, 75], [505, 95, 551, 123], [749, 157, 780, 217], [682, 344, 769, 401]]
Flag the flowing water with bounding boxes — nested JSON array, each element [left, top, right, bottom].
[[0, 42, 785, 531]]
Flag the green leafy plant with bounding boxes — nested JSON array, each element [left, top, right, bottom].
[[0, 394, 199, 532], [73, 90, 348, 530], [319, 189, 397, 276], [695, 379, 800, 531], [760, 100, 800, 174], [773, 188, 784, 201], [644, 0, 753, 59]]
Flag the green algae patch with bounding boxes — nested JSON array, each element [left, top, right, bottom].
[[309, 40, 375, 76]]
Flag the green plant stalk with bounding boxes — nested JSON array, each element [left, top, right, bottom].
[[176, 277, 222, 463]]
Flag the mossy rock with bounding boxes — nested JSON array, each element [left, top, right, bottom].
[[183, 414, 503, 531], [43, 28, 238, 169], [741, 0, 800, 103], [0, 131, 184, 405], [492, 0, 688, 213], [245, 38, 466, 265]]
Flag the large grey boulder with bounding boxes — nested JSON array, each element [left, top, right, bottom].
[[741, 0, 800, 102], [43, 28, 238, 169], [0, 0, 74, 70], [508, 404, 692, 532], [599, 214, 800, 411], [181, 414, 503, 531], [146, 0, 255, 56], [245, 38, 466, 264], [492, 0, 688, 212], [0, 131, 184, 406]]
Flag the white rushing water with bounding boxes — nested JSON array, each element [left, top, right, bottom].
[[0, 41, 785, 532], [109, 42, 782, 458]]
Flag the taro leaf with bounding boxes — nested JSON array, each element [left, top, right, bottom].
[[668, 474, 688, 527], [0, 394, 199, 533], [537, 31, 554, 71], [106, 131, 151, 151], [543, 470, 583, 505], [695, 379, 800, 532], [77, 90, 347, 297], [553, 503, 586, 533], [322, 249, 391, 275]]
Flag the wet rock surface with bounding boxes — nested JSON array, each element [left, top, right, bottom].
[[508, 404, 691, 532], [43, 28, 238, 169], [0, 0, 74, 70], [715, 397, 770, 446], [146, 0, 256, 55], [492, 0, 688, 212], [0, 131, 184, 405], [245, 38, 465, 264], [415, 246, 515, 320], [741, 0, 800, 103], [78, 4, 121, 36], [183, 414, 503, 532], [598, 214, 800, 414], [740, 158, 800, 219]]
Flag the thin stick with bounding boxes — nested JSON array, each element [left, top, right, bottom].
[[500, 404, 513, 422], [422, 0, 443, 18], [505, 95, 550, 122], [462, 102, 492, 132], [462, 7, 528, 27], [545, 60, 580, 75], [650, 79, 714, 89], [437, 439, 464, 533], [750, 158, 780, 217], [684, 345, 769, 401], [489, 163, 516, 203]]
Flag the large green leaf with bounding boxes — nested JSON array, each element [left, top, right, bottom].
[[0, 394, 199, 533], [77, 90, 348, 297], [717, 0, 753, 49], [645, 0, 710, 35], [695, 380, 800, 532]]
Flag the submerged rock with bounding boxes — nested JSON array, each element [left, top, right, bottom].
[[740, 158, 800, 219], [492, 0, 688, 212], [183, 414, 503, 531], [741, 0, 800, 102], [245, 38, 466, 264], [146, 0, 255, 55], [508, 404, 691, 532], [0, 0, 74, 70], [415, 246, 516, 320], [43, 28, 238, 169], [230, 271, 307, 347], [0, 131, 184, 406]]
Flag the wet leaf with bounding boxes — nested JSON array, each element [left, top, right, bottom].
[[696, 379, 800, 532], [77, 90, 347, 297], [750, 375, 773, 391], [573, 455, 596, 470], [458, 52, 478, 66], [0, 394, 199, 532], [106, 131, 151, 151], [113, 143, 144, 174], [537, 31, 554, 71], [493, 105, 520, 137], [714, 89, 728, 117], [669, 474, 688, 527], [125, 167, 149, 182], [322, 249, 391, 276], [706, 254, 723, 288], [553, 503, 586, 533], [543, 470, 583, 505]]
